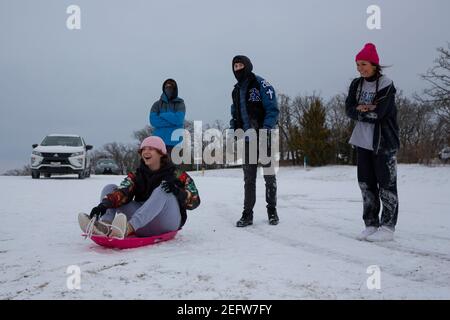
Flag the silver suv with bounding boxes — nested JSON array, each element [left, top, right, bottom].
[[31, 134, 93, 179]]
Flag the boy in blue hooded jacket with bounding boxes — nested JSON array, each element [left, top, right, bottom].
[[149, 79, 186, 155]]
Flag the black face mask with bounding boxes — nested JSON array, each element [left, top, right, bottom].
[[232, 55, 253, 83], [233, 68, 247, 82], [164, 87, 176, 100]]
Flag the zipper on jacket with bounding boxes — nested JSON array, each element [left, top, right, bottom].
[[375, 125, 381, 154], [373, 83, 394, 155]]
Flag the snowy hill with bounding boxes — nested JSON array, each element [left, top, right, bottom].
[[0, 165, 449, 299]]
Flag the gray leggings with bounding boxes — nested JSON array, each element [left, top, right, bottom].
[[100, 184, 181, 237]]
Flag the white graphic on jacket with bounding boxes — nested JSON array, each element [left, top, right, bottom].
[[248, 88, 261, 102], [261, 79, 272, 88]]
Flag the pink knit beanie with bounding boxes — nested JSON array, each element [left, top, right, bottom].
[[355, 43, 380, 65], [139, 136, 167, 155]]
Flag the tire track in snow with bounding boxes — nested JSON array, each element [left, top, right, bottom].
[[279, 193, 450, 262], [215, 202, 450, 290]]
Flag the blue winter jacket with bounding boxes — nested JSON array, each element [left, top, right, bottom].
[[230, 74, 279, 130], [149, 93, 186, 147]]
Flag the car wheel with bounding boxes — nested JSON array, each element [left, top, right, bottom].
[[78, 171, 85, 179], [31, 170, 40, 179]]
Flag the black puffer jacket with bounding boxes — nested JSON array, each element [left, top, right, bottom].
[[345, 77, 400, 153]]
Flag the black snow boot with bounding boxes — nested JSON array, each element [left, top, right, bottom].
[[268, 208, 279, 225], [236, 211, 253, 227]]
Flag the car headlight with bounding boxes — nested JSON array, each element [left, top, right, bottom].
[[31, 156, 42, 166], [70, 157, 83, 167], [71, 151, 84, 157], [32, 151, 42, 156]]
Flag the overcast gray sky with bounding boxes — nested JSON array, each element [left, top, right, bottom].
[[1, 0, 450, 172]]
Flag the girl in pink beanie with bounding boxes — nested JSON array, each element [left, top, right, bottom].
[[345, 43, 400, 242], [78, 135, 200, 239]]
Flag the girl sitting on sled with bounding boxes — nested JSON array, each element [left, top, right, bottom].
[[78, 136, 200, 239]]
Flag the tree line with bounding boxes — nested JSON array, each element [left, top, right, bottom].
[[3, 43, 449, 175]]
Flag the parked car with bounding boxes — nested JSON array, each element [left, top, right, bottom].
[[94, 159, 121, 175], [439, 147, 450, 163], [31, 134, 93, 179]]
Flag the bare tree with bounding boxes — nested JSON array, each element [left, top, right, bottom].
[[420, 43, 450, 138], [278, 93, 297, 164], [326, 93, 354, 164], [396, 91, 446, 164], [133, 125, 153, 143], [95, 142, 139, 174]]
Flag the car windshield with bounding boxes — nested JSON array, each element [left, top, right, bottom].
[[98, 160, 116, 165], [41, 136, 83, 147]]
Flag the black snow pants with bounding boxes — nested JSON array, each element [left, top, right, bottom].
[[357, 147, 399, 229], [242, 140, 277, 215]]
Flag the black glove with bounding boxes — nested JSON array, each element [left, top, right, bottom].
[[89, 203, 108, 219], [161, 177, 187, 203], [161, 176, 181, 195]]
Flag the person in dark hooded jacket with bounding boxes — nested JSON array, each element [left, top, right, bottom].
[[149, 79, 186, 156], [229, 55, 280, 227]]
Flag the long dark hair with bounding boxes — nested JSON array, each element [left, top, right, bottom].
[[372, 63, 384, 78], [160, 154, 172, 168]]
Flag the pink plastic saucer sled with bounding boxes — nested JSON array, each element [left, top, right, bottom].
[[85, 230, 178, 249]]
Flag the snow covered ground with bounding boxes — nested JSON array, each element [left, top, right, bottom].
[[1, 164, 449, 300]]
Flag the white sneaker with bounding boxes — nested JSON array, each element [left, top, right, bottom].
[[109, 213, 128, 239], [78, 213, 111, 236], [366, 226, 395, 242], [356, 226, 378, 241]]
